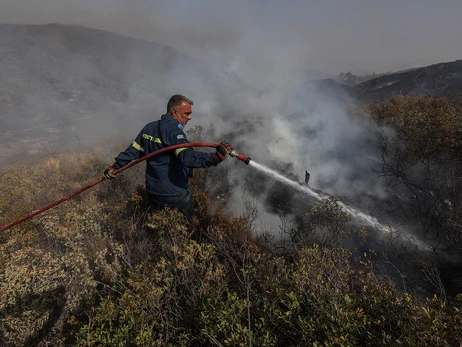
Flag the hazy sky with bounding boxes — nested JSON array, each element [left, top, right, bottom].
[[0, 0, 461, 74]]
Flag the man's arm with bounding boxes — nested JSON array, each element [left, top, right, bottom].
[[113, 128, 146, 168], [103, 129, 146, 179], [163, 126, 228, 168], [113, 137, 145, 169], [176, 148, 216, 168]]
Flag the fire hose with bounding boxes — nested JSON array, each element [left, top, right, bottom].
[[0, 142, 251, 233]]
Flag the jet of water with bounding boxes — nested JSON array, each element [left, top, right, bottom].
[[248, 160, 430, 251]]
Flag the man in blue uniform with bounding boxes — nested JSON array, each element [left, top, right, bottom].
[[103, 94, 233, 218]]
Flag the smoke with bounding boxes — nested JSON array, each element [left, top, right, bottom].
[[207, 79, 390, 212], [0, 1, 424, 239]]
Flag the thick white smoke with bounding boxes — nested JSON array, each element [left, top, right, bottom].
[[0, 1, 399, 235]]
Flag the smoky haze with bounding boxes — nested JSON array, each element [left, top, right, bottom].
[[1, 0, 457, 240], [1, 0, 462, 74]]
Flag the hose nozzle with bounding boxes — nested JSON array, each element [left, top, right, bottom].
[[229, 149, 251, 165]]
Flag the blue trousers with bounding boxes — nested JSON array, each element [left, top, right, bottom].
[[148, 189, 193, 218]]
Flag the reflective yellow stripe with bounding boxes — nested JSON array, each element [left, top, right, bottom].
[[142, 134, 161, 143], [131, 141, 144, 152], [174, 148, 187, 157]]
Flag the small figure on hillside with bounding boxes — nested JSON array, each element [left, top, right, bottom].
[[305, 171, 310, 186], [103, 94, 234, 219]]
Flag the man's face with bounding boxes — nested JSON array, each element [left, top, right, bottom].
[[171, 101, 192, 127]]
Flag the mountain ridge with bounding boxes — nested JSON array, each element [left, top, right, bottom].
[[307, 59, 462, 104]]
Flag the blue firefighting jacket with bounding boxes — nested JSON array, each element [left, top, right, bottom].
[[113, 114, 216, 197]]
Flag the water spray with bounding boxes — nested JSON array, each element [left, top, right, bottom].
[[246, 160, 430, 251]]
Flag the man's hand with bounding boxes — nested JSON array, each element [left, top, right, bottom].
[[103, 166, 116, 179], [213, 141, 234, 164]]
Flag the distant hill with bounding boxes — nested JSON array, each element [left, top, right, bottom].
[[0, 23, 212, 163], [0, 22, 209, 112], [306, 60, 462, 104], [356, 60, 462, 100]]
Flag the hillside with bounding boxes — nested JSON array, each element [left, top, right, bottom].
[[0, 23, 210, 164], [357, 60, 462, 100], [310, 60, 462, 103], [0, 23, 197, 103]]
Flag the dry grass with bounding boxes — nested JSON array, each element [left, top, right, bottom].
[[0, 144, 143, 345]]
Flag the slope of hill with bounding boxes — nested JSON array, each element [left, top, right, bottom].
[[0, 24, 222, 161], [0, 22, 194, 102], [357, 60, 462, 100], [305, 60, 462, 104], [0, 23, 211, 164]]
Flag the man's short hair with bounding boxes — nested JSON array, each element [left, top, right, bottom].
[[167, 94, 194, 114]]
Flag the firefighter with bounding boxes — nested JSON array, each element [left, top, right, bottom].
[[103, 94, 233, 218], [305, 171, 310, 185]]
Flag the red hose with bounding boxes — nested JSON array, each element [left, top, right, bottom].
[[0, 142, 218, 233]]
